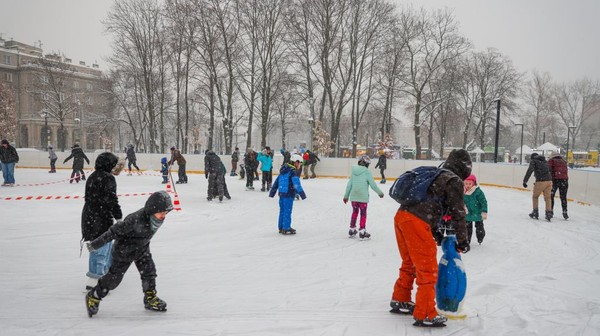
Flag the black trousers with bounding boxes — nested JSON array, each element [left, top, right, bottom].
[[550, 179, 568, 212], [262, 171, 272, 188], [128, 159, 140, 171], [246, 166, 255, 187], [97, 247, 157, 297], [467, 221, 485, 244], [178, 163, 187, 182], [208, 172, 224, 199], [379, 168, 386, 180], [50, 158, 57, 171]]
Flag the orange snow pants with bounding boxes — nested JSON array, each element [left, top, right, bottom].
[[391, 210, 439, 320]]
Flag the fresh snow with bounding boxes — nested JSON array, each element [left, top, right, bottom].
[[2, 168, 600, 335]]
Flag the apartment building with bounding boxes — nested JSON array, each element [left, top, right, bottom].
[[0, 36, 109, 150]]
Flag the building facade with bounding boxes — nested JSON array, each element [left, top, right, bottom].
[[0, 37, 109, 151]]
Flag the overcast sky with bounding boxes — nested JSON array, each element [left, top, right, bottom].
[[1, 0, 599, 82]]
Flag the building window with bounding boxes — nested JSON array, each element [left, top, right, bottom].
[[73, 81, 79, 89], [41, 76, 49, 84], [2, 73, 12, 82], [87, 96, 93, 105], [86, 83, 93, 91], [2, 55, 11, 65]]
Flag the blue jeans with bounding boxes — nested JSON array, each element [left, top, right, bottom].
[[87, 241, 113, 279], [1, 162, 15, 184]]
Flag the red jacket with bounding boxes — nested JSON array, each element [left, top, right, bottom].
[[548, 155, 568, 180]]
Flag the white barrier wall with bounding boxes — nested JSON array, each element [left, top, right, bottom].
[[15, 150, 600, 205]]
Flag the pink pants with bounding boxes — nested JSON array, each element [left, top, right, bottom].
[[350, 202, 368, 230]]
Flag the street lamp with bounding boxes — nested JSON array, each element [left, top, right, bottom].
[[566, 125, 576, 165], [514, 122, 524, 165], [493, 98, 501, 163], [40, 110, 50, 150]]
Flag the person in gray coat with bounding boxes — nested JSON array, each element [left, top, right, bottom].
[[48, 145, 58, 173]]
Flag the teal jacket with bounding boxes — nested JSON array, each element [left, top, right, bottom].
[[344, 165, 383, 203], [464, 186, 488, 222]]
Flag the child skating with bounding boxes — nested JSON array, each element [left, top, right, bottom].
[[463, 174, 488, 245], [343, 155, 384, 239], [160, 157, 169, 183], [269, 154, 306, 234], [85, 191, 174, 317]]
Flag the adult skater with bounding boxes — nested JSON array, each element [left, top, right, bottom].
[[63, 143, 89, 183], [523, 153, 553, 221], [205, 150, 224, 201], [0, 139, 19, 186], [169, 146, 187, 184], [548, 151, 569, 219], [125, 144, 141, 175]]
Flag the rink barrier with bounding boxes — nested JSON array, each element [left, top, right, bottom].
[[0, 192, 156, 201]]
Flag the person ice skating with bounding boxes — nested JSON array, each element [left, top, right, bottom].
[[48, 145, 57, 173], [375, 150, 387, 184], [0, 139, 19, 186], [280, 148, 291, 165], [85, 191, 174, 317], [389, 149, 471, 328], [343, 155, 384, 239], [463, 174, 488, 245], [63, 143, 89, 183], [231, 147, 240, 176], [125, 144, 141, 175], [308, 150, 320, 178], [81, 152, 123, 291], [548, 151, 569, 219], [523, 153, 553, 221], [269, 154, 306, 234], [160, 157, 169, 184], [302, 150, 310, 179], [205, 150, 225, 201], [210, 161, 231, 200], [169, 146, 187, 184], [257, 149, 273, 191], [244, 148, 258, 190]]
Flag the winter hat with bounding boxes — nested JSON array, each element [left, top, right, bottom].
[[443, 149, 472, 180], [95, 152, 119, 172], [145, 190, 174, 216], [72, 143, 80, 148], [550, 150, 560, 158], [465, 174, 477, 185], [290, 154, 303, 163], [161, 157, 167, 164], [358, 155, 371, 167], [261, 149, 267, 155], [1, 139, 8, 145], [170, 146, 176, 151]]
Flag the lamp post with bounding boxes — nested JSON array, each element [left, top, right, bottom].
[[40, 110, 50, 150], [493, 99, 501, 163], [566, 125, 576, 165], [514, 122, 524, 165]]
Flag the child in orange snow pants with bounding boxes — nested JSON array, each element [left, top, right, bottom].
[[391, 210, 439, 321]]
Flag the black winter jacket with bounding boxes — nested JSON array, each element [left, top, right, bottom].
[[375, 155, 387, 170], [0, 145, 19, 163], [126, 146, 137, 161], [64, 147, 90, 169], [82, 153, 122, 241], [524, 154, 552, 183], [204, 151, 223, 175], [90, 191, 173, 262]]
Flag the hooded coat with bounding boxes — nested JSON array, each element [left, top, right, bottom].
[[548, 154, 568, 180], [89, 191, 173, 262], [269, 164, 306, 199], [82, 152, 122, 241], [399, 149, 471, 244], [63, 146, 90, 169], [524, 153, 552, 183], [204, 151, 222, 175], [344, 165, 383, 203], [0, 141, 19, 163]]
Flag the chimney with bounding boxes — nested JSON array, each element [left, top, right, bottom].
[[79, 61, 86, 66], [92, 63, 99, 69], [65, 58, 72, 63]]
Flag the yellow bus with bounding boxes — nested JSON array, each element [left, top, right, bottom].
[[567, 150, 599, 167]]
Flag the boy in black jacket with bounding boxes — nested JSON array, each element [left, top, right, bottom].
[[85, 191, 174, 317]]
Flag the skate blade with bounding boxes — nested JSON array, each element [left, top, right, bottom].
[[145, 306, 167, 312], [412, 321, 446, 327]]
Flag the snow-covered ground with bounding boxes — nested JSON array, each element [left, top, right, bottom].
[[1, 168, 600, 336]]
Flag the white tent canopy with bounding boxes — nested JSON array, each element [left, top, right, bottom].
[[469, 147, 486, 154], [515, 145, 534, 155], [537, 142, 559, 151]]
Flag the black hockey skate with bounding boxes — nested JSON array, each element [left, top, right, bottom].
[[563, 211, 569, 220], [528, 209, 539, 220], [85, 289, 101, 318], [144, 290, 167, 312], [280, 228, 296, 235], [348, 228, 358, 238], [389, 300, 415, 315], [359, 229, 371, 239], [413, 315, 447, 328], [545, 210, 553, 222]]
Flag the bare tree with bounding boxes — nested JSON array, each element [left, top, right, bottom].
[[554, 78, 600, 151], [0, 81, 17, 141], [523, 70, 555, 147], [396, 7, 469, 159]]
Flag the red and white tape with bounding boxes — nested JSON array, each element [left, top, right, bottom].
[[1, 192, 156, 201]]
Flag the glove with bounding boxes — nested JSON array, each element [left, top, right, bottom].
[[86, 242, 96, 253], [379, 194, 384, 198], [343, 198, 348, 204], [482, 212, 487, 220], [522, 182, 527, 188], [433, 229, 443, 246], [456, 240, 470, 254], [299, 191, 307, 200]]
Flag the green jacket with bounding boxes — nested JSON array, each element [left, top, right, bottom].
[[344, 165, 383, 203], [464, 186, 488, 222]]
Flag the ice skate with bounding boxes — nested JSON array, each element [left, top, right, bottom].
[[528, 209, 539, 220], [563, 211, 569, 220], [545, 210, 553, 222], [389, 300, 415, 315], [359, 229, 371, 239], [348, 227, 358, 238], [281, 228, 296, 235], [413, 315, 447, 328], [144, 290, 167, 312], [85, 289, 101, 317]]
